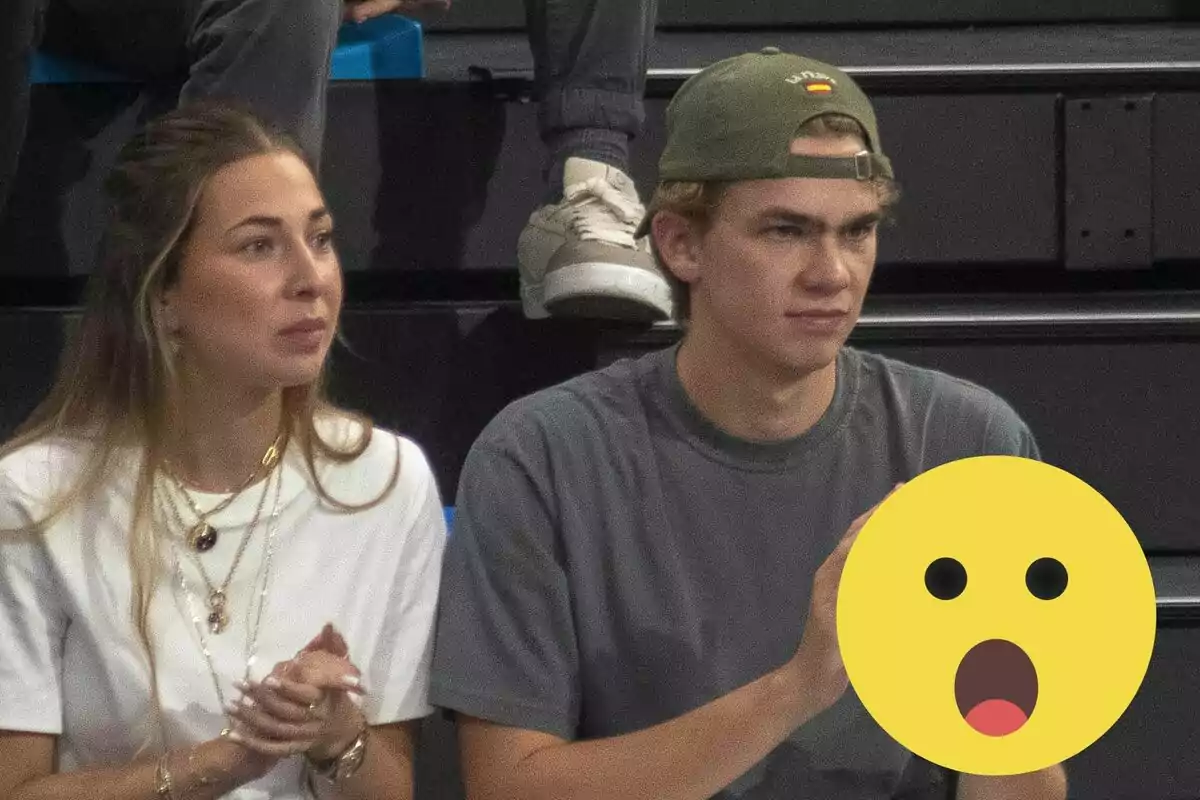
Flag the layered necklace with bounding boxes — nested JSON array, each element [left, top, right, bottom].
[[165, 430, 286, 553], [156, 460, 286, 737], [160, 432, 287, 635]]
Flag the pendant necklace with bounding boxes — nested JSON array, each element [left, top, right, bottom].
[[167, 431, 285, 553]]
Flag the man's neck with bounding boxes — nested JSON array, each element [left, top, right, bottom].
[[165, 375, 285, 493], [674, 325, 838, 444]]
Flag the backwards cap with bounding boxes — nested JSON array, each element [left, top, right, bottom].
[[637, 48, 893, 236]]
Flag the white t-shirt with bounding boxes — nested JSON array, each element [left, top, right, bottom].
[[0, 417, 447, 798]]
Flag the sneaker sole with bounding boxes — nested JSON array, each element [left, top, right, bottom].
[[517, 216, 567, 320], [521, 276, 551, 320], [543, 261, 674, 323]]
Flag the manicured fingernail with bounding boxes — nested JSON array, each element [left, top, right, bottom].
[[227, 731, 243, 743], [341, 675, 360, 688], [264, 676, 281, 688], [240, 695, 256, 708], [234, 680, 250, 692]]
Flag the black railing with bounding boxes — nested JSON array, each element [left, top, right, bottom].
[[470, 60, 1200, 98]]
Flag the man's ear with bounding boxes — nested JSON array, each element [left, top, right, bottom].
[[652, 210, 704, 289]]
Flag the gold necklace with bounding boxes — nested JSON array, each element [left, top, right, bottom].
[[161, 464, 285, 736], [166, 431, 286, 553], [161, 463, 274, 634]]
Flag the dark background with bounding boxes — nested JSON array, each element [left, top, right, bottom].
[[427, 0, 1200, 30]]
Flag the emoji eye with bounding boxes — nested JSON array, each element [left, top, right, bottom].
[[1026, 558, 1068, 600], [925, 557, 967, 600]]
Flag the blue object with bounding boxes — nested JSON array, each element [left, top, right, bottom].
[[29, 15, 423, 85], [443, 506, 455, 533], [28, 53, 126, 85], [331, 14, 424, 80]]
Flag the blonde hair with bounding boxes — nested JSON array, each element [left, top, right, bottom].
[[645, 113, 901, 321], [0, 104, 398, 749]]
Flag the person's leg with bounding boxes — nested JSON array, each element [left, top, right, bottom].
[[51, 0, 340, 166], [0, 0, 45, 219], [518, 0, 672, 323], [182, 0, 342, 165], [42, 0, 188, 79], [526, 0, 656, 199]]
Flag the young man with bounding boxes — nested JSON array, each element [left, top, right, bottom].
[[430, 48, 1068, 799]]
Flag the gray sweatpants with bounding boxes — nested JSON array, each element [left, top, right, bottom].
[[1, 0, 655, 215], [525, 0, 659, 191], [0, 0, 341, 218], [0, 0, 46, 219], [38, 0, 342, 163]]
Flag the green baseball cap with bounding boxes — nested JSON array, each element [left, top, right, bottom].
[[638, 48, 893, 236]]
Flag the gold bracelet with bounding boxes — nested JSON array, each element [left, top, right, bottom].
[[184, 748, 217, 792], [154, 753, 175, 800], [307, 720, 370, 785], [336, 723, 370, 782]]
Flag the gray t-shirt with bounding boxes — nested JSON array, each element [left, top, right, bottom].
[[429, 344, 1039, 799]]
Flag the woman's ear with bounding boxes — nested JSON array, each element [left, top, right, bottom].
[[154, 289, 181, 340], [651, 210, 704, 289]]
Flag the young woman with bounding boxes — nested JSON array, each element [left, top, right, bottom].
[[0, 104, 446, 799]]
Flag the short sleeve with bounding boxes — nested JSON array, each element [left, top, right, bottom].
[[428, 434, 579, 740], [361, 438, 448, 725], [891, 753, 955, 799], [981, 400, 1041, 461], [0, 477, 68, 734]]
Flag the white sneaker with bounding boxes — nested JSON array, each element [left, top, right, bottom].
[[518, 157, 674, 322]]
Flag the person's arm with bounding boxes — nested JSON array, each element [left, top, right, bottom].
[[306, 720, 418, 800], [343, 0, 450, 24], [458, 652, 841, 800], [978, 398, 1041, 462], [0, 474, 281, 800], [956, 764, 1067, 800], [229, 645, 423, 800], [0, 732, 277, 800], [0, 527, 278, 798]]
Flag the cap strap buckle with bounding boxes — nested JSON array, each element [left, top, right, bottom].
[[854, 151, 874, 180], [778, 151, 893, 182]]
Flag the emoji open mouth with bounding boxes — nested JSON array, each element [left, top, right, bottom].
[[955, 639, 1038, 737]]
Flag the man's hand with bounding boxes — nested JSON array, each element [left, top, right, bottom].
[[783, 483, 904, 712], [957, 764, 1067, 800], [343, 0, 451, 24]]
